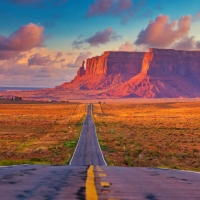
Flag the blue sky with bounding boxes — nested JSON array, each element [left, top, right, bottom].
[[0, 0, 200, 87]]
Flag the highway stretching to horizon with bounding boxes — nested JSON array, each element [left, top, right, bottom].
[[0, 104, 200, 199], [70, 104, 106, 166]]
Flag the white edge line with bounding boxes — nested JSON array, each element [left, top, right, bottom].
[[0, 164, 31, 168], [158, 167, 200, 174], [91, 104, 107, 166], [69, 103, 88, 165]]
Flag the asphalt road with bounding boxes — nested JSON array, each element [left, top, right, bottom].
[[0, 165, 87, 200], [70, 103, 106, 166], [1, 165, 200, 199], [95, 166, 200, 200], [0, 104, 200, 199]]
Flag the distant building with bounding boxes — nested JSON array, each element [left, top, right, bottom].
[[12, 96, 22, 101]]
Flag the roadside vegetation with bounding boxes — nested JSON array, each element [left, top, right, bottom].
[[93, 102, 200, 171], [0, 103, 86, 165]]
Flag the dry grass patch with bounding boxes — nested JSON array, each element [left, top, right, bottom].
[[93, 102, 200, 171], [0, 103, 86, 165]]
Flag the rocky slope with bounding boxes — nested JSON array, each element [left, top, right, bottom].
[[57, 51, 145, 90], [108, 48, 200, 97], [56, 49, 200, 98]]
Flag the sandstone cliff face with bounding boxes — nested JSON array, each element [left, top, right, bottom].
[[59, 51, 145, 90], [148, 48, 200, 82], [85, 54, 106, 75], [86, 51, 144, 76], [56, 48, 200, 98], [108, 48, 200, 97], [106, 49, 154, 97], [73, 60, 85, 82], [146, 48, 200, 79]]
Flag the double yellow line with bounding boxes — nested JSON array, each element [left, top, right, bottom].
[[86, 165, 113, 200], [86, 165, 98, 200]]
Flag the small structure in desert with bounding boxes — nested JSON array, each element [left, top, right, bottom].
[[12, 96, 22, 101]]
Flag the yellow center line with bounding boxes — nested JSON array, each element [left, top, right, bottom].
[[97, 168, 103, 172], [99, 173, 106, 177], [101, 182, 111, 187], [86, 165, 98, 200], [95, 166, 119, 200]]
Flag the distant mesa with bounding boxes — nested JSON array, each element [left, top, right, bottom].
[[56, 48, 200, 98], [1, 48, 200, 100]]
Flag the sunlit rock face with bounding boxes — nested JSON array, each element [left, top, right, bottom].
[[86, 51, 144, 76], [56, 48, 200, 98], [57, 51, 145, 90], [109, 48, 200, 98]]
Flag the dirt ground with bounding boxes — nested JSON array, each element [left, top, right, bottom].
[[0, 102, 86, 165], [93, 101, 200, 171], [1, 99, 200, 171]]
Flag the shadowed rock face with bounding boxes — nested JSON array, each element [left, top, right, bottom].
[[56, 49, 200, 98], [148, 48, 200, 82], [73, 60, 85, 82]]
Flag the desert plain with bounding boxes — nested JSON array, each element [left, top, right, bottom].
[[0, 102, 86, 165], [0, 99, 200, 172]]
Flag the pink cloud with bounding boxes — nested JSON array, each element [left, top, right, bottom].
[[28, 54, 52, 66], [86, 0, 113, 16], [134, 15, 191, 48], [86, 27, 119, 46], [119, 0, 132, 11], [193, 12, 200, 22], [118, 41, 134, 51], [86, 0, 133, 22], [72, 40, 84, 49], [86, 0, 133, 16], [55, 52, 63, 59], [68, 52, 92, 68], [36, 66, 54, 78], [172, 36, 200, 50], [197, 42, 200, 49], [0, 51, 19, 60], [0, 23, 44, 51], [72, 27, 119, 48], [0, 48, 83, 87], [0, 23, 44, 60]]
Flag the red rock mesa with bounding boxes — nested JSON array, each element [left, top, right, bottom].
[[56, 49, 200, 98]]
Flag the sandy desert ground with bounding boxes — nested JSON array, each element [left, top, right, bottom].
[[93, 101, 200, 171], [0, 99, 200, 172], [0, 102, 86, 165]]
